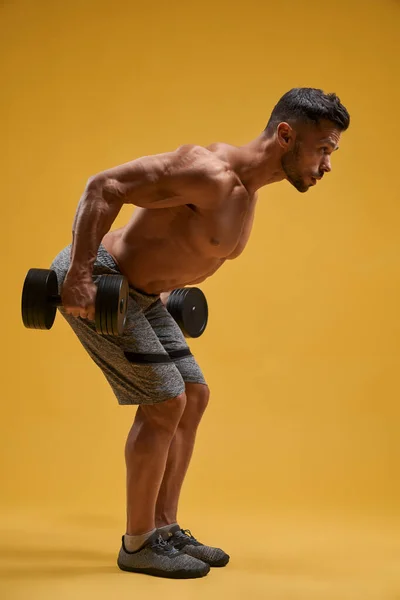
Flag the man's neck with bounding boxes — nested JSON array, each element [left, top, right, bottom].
[[233, 133, 286, 195]]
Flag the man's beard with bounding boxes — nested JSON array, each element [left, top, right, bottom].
[[281, 142, 309, 193]]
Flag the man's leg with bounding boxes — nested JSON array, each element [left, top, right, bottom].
[[154, 382, 210, 528], [154, 382, 230, 568], [118, 387, 210, 578], [125, 392, 187, 535]]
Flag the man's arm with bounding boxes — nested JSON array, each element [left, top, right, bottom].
[[68, 145, 228, 278]]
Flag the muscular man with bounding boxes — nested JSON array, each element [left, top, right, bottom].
[[50, 88, 350, 579]]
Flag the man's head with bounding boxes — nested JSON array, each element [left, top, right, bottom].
[[265, 88, 350, 192]]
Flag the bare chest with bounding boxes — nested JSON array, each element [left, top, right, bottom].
[[195, 185, 257, 258], [121, 186, 256, 260]]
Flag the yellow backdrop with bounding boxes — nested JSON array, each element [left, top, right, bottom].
[[1, 0, 399, 598]]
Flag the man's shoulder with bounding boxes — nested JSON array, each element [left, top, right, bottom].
[[172, 143, 235, 185], [175, 143, 228, 166], [155, 143, 238, 209]]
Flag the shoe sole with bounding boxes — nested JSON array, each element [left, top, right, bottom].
[[117, 561, 210, 579]]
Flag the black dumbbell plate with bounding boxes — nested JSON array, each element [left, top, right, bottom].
[[21, 268, 59, 330], [167, 287, 208, 338], [95, 275, 129, 336]]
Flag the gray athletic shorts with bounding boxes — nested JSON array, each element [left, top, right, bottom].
[[50, 244, 206, 405]]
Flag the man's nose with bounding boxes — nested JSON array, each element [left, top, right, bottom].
[[321, 156, 332, 173]]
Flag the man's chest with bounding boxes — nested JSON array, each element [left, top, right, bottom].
[[190, 188, 256, 258]]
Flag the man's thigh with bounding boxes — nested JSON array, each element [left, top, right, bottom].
[[59, 294, 186, 406], [144, 298, 207, 386]]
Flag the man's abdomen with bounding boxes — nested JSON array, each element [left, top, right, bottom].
[[102, 228, 225, 294]]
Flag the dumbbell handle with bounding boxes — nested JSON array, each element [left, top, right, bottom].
[[48, 294, 62, 307], [48, 290, 127, 317]]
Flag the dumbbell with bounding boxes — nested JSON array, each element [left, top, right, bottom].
[[21, 268, 129, 336], [22, 268, 209, 338]]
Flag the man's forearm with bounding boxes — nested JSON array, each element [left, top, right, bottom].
[[67, 178, 124, 278]]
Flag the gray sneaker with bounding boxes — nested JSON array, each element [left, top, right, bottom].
[[163, 526, 230, 567], [117, 532, 210, 579]]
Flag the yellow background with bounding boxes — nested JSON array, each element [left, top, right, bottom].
[[1, 0, 399, 598]]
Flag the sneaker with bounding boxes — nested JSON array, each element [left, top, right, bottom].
[[117, 532, 210, 579], [163, 526, 230, 567]]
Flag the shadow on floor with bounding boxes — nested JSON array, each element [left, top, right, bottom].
[[0, 543, 118, 580]]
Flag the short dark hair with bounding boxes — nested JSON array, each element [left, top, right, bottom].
[[265, 87, 350, 133]]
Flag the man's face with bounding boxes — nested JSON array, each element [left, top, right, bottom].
[[281, 121, 341, 193]]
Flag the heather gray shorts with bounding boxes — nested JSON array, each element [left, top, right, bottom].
[[50, 244, 206, 405]]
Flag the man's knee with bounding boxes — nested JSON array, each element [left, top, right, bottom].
[[183, 383, 210, 424], [139, 392, 187, 434]]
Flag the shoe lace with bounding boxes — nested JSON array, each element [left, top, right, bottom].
[[151, 535, 175, 553], [180, 529, 198, 542]]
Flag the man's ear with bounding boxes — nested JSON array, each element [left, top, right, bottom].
[[277, 122, 294, 149]]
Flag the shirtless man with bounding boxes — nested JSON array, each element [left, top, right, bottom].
[[50, 87, 350, 579]]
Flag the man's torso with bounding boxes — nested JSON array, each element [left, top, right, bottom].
[[102, 144, 258, 294]]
